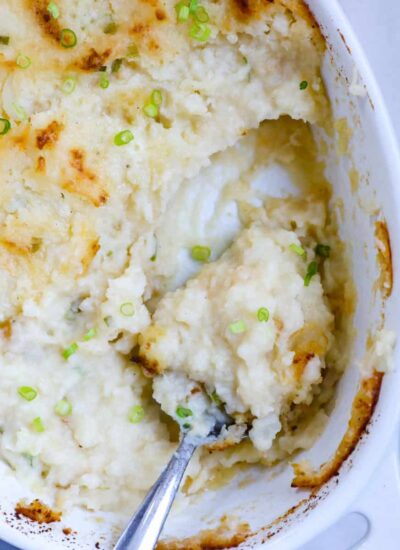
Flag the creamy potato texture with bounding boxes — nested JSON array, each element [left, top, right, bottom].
[[0, 0, 346, 516]]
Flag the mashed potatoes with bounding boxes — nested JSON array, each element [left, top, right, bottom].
[[0, 0, 346, 516], [141, 217, 334, 451]]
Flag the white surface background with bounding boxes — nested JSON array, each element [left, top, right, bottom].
[[0, 1, 399, 549]]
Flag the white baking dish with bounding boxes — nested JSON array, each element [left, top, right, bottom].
[[0, 0, 399, 548]]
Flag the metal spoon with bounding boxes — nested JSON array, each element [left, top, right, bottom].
[[113, 419, 229, 550]]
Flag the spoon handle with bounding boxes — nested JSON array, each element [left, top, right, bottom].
[[114, 435, 197, 550]]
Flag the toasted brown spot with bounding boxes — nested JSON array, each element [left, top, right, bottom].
[[63, 149, 108, 206], [36, 121, 63, 150], [29, 0, 61, 41], [81, 239, 100, 274], [78, 48, 112, 71], [157, 516, 251, 550], [375, 220, 392, 298], [0, 319, 12, 339], [0, 238, 31, 256], [36, 155, 46, 172], [155, 8, 167, 20], [63, 527, 72, 536], [136, 353, 162, 375], [292, 351, 315, 380], [15, 499, 62, 524], [291, 370, 383, 488]]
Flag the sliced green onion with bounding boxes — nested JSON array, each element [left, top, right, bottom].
[[54, 399, 72, 417], [176, 405, 193, 418], [120, 302, 135, 316], [257, 307, 269, 323], [194, 5, 209, 22], [32, 417, 45, 433], [151, 89, 162, 106], [304, 261, 318, 287], [189, 22, 211, 42], [104, 315, 112, 326], [127, 43, 139, 59], [60, 28, 77, 48], [183, 422, 192, 429], [175, 2, 190, 22], [61, 76, 77, 94], [16, 53, 31, 69], [12, 103, 27, 121], [99, 72, 109, 89], [114, 129, 134, 146], [188, 0, 199, 13], [229, 320, 247, 334], [83, 328, 96, 341], [103, 21, 118, 35], [289, 243, 306, 258], [315, 243, 331, 258], [143, 102, 159, 118], [191, 245, 211, 262], [0, 118, 11, 135], [299, 80, 308, 90], [211, 390, 222, 406], [18, 386, 37, 402], [0, 36, 10, 45], [128, 405, 145, 423], [111, 58, 123, 73], [47, 1, 60, 19], [62, 342, 79, 359]]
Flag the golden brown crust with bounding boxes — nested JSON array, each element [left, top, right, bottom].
[[157, 517, 251, 550], [28, 0, 61, 42], [63, 149, 108, 207], [15, 499, 62, 524], [36, 121, 63, 150], [291, 371, 383, 488], [0, 319, 12, 339], [375, 220, 393, 298], [78, 48, 112, 71]]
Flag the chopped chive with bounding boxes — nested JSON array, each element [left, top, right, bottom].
[[99, 72, 109, 89], [0, 118, 11, 135], [61, 76, 77, 94], [114, 129, 134, 146], [60, 28, 77, 48], [257, 307, 269, 323], [183, 423, 192, 429], [104, 315, 112, 326], [191, 245, 211, 262], [194, 5, 209, 22], [211, 390, 222, 406], [126, 43, 139, 59], [103, 21, 118, 34], [289, 243, 306, 258], [12, 103, 27, 121], [315, 243, 331, 258], [120, 302, 135, 316], [47, 1, 60, 19], [175, 2, 190, 22], [32, 417, 45, 433], [151, 89, 162, 106], [176, 405, 193, 418], [128, 405, 145, 423], [54, 399, 72, 417], [111, 58, 123, 73], [16, 53, 31, 69], [299, 80, 308, 90], [18, 386, 37, 402], [229, 320, 247, 334], [83, 328, 96, 341], [0, 36, 10, 45], [189, 22, 211, 42], [62, 342, 79, 359], [143, 102, 159, 118], [304, 261, 318, 287], [188, 0, 199, 13]]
